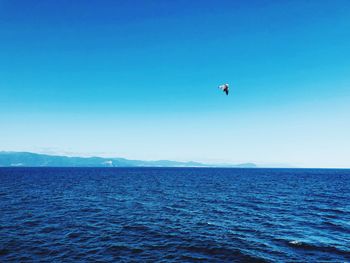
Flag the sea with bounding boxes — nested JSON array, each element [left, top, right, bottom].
[[0, 168, 349, 262]]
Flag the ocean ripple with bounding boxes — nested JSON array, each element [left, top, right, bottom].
[[0, 167, 349, 262]]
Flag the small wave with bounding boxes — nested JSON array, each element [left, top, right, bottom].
[[179, 254, 207, 261], [40, 226, 58, 234], [106, 245, 143, 254], [79, 207, 102, 213], [196, 221, 219, 227], [322, 221, 350, 234], [65, 232, 81, 239], [289, 240, 301, 246], [287, 240, 350, 256], [23, 220, 41, 227], [179, 244, 269, 262], [311, 206, 348, 215], [106, 244, 130, 252], [122, 224, 149, 232]]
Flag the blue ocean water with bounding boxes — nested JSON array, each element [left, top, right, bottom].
[[0, 168, 349, 262]]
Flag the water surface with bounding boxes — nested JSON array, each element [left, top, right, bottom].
[[0, 168, 349, 262]]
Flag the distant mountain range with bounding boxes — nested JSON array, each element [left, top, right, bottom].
[[0, 152, 257, 168]]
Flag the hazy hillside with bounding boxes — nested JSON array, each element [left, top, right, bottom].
[[0, 152, 257, 168]]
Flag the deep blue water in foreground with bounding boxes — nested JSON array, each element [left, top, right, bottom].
[[0, 168, 349, 262]]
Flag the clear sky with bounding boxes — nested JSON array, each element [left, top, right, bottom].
[[1, 0, 349, 167]]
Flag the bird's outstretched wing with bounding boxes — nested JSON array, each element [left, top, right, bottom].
[[218, 85, 225, 90]]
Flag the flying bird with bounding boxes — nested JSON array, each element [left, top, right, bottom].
[[218, 83, 229, 95]]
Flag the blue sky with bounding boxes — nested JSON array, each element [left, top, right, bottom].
[[1, 0, 349, 167]]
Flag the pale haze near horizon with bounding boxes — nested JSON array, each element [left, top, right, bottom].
[[1, 1, 349, 168]]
